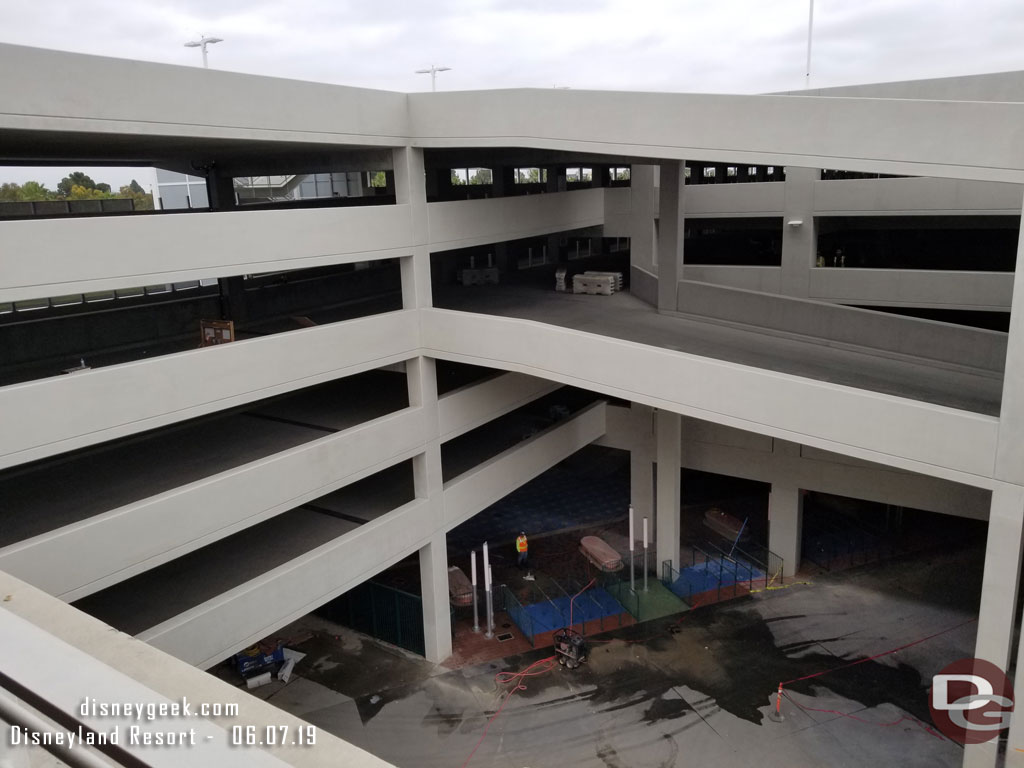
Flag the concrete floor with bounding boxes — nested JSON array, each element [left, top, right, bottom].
[[441, 387, 601, 481], [72, 461, 416, 634], [436, 285, 1002, 415], [0, 369, 408, 547], [241, 545, 982, 768]]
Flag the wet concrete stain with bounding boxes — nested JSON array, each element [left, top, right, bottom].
[[294, 594, 939, 737]]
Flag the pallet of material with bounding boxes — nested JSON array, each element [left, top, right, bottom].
[[572, 274, 616, 295], [583, 271, 624, 290]]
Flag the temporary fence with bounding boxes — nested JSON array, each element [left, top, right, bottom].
[[319, 580, 440, 657], [802, 512, 895, 572], [497, 577, 632, 646], [661, 538, 783, 606]]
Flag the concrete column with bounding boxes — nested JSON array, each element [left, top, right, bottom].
[[994, 203, 1024, 485], [407, 355, 450, 663], [630, 403, 655, 527], [768, 485, 802, 579], [973, 483, 1024, 670], [491, 242, 509, 274], [656, 161, 685, 312], [492, 166, 514, 197], [628, 165, 657, 289], [779, 167, 819, 298], [964, 484, 1024, 768], [1005, 601, 1024, 767], [655, 409, 682, 573], [418, 531, 452, 663], [394, 147, 432, 310]]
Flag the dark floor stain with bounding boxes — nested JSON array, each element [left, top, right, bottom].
[[595, 742, 625, 768], [642, 694, 691, 723]]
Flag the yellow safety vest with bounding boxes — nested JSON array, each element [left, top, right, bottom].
[[516, 535, 528, 553]]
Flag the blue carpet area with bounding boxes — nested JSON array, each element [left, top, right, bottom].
[[519, 588, 625, 636], [448, 452, 630, 551], [669, 558, 765, 600]]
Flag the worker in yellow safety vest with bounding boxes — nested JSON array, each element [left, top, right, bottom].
[[516, 532, 528, 565], [516, 532, 534, 581]]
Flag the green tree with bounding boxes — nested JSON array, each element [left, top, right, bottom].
[[57, 172, 104, 197], [118, 184, 154, 210], [450, 171, 466, 186], [68, 184, 111, 200], [20, 181, 54, 201], [468, 168, 493, 185], [0, 182, 23, 202]]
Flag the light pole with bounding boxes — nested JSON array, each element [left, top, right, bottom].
[[184, 36, 224, 69], [804, 0, 814, 89], [415, 64, 451, 92]]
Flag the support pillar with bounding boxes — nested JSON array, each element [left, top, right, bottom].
[[395, 148, 450, 662], [779, 167, 819, 298], [655, 409, 681, 573], [975, 206, 1024, 768], [419, 531, 452, 663], [628, 165, 657, 301], [656, 161, 685, 312], [768, 484, 803, 579], [966, 484, 1024, 768], [393, 147, 431, 310], [630, 403, 655, 531], [408, 355, 450, 663]]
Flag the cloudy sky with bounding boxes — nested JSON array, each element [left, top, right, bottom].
[[1, 0, 1023, 187]]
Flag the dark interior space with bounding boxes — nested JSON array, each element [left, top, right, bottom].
[[0, 260, 402, 386], [72, 458, 416, 636], [0, 368, 410, 546], [850, 305, 1011, 332], [440, 386, 602, 481], [684, 217, 784, 265], [817, 215, 1020, 271]]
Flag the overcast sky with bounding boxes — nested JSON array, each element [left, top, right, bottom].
[[2, 0, 1023, 188]]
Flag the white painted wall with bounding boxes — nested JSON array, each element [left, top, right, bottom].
[[421, 308, 1000, 485], [0, 44, 409, 147], [0, 206, 417, 303], [442, 401, 607, 528], [0, 408, 428, 601], [409, 90, 1024, 182], [139, 498, 436, 669], [0, 571, 394, 768], [0, 310, 420, 469], [807, 269, 1013, 310], [674, 280, 1008, 372], [438, 371, 560, 441], [138, 401, 607, 667], [428, 188, 605, 251], [598, 405, 990, 520]]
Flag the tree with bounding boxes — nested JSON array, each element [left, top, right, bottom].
[[20, 181, 54, 201], [57, 172, 102, 197], [450, 171, 466, 186], [119, 184, 154, 210], [468, 168, 493, 185], [0, 182, 23, 202], [68, 184, 110, 200]]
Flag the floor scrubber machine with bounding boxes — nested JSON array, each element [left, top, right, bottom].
[[553, 627, 588, 669]]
